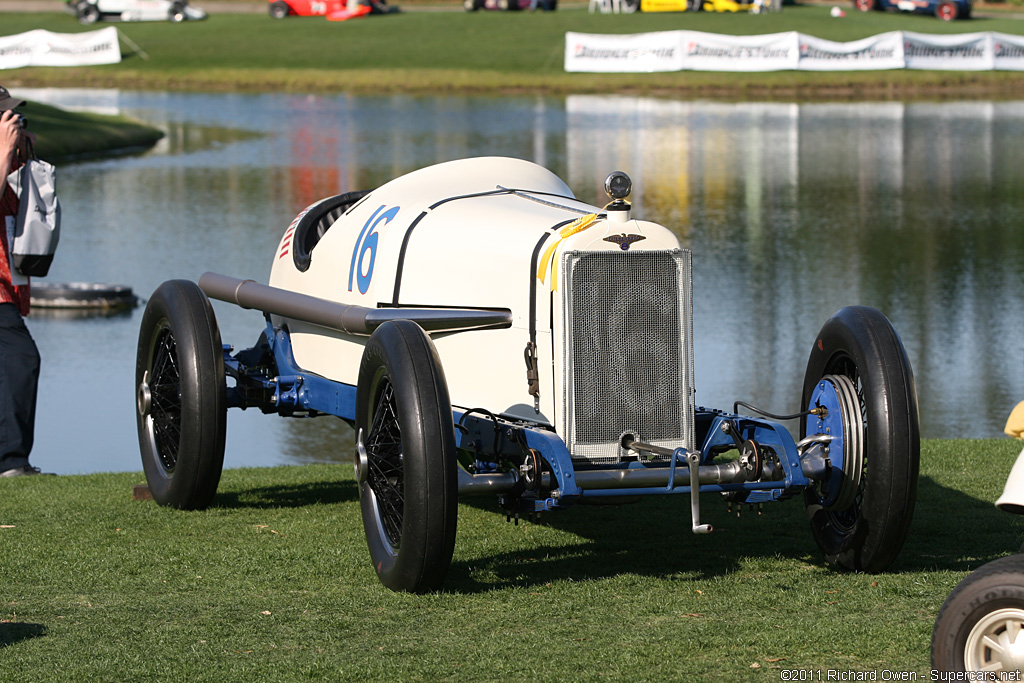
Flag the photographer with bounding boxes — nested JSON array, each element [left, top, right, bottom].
[[0, 85, 47, 477]]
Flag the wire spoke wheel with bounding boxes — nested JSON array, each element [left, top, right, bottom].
[[356, 320, 457, 593], [148, 326, 183, 471], [365, 380, 405, 549], [136, 280, 226, 510]]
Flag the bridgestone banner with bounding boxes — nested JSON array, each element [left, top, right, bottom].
[[0, 28, 121, 70], [798, 32, 905, 71], [564, 31, 685, 73], [681, 31, 799, 72], [564, 30, 1024, 73]]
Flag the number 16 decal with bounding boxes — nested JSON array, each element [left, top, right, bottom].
[[349, 205, 399, 295]]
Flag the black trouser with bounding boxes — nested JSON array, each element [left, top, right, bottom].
[[0, 302, 39, 472]]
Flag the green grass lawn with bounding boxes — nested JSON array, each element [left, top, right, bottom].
[[3, 5, 1024, 96], [22, 100, 163, 160], [1, 438, 1022, 680]]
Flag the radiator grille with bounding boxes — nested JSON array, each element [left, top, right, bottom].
[[562, 249, 694, 464]]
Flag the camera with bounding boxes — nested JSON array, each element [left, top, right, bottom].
[[14, 113, 26, 129]]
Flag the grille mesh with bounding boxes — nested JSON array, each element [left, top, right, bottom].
[[562, 250, 694, 463]]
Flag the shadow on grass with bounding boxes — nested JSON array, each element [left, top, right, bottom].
[[213, 479, 359, 510], [0, 622, 46, 648], [444, 473, 1024, 593]]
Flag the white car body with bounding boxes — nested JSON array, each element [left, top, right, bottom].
[[269, 157, 690, 457]]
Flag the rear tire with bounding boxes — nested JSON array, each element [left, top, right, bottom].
[[77, 2, 100, 23], [853, 0, 875, 11], [355, 320, 457, 593], [136, 280, 226, 510], [935, 0, 958, 19], [801, 306, 919, 572], [269, 1, 290, 18], [168, 1, 186, 21], [933, 554, 1024, 674]]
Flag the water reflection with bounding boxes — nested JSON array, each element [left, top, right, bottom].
[[16, 89, 1024, 475]]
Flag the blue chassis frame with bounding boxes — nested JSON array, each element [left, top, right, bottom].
[[224, 321, 818, 511]]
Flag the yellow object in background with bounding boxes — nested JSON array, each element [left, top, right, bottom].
[[640, 0, 688, 11], [1005, 401, 1024, 439]]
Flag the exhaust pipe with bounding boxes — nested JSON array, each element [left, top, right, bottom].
[[198, 272, 512, 336]]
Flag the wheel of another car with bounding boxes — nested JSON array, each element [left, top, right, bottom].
[[933, 554, 1024, 674], [801, 305, 920, 573], [935, 0, 958, 19], [77, 1, 100, 23], [269, 1, 290, 17], [136, 279, 226, 511], [355, 320, 458, 594], [853, 0, 875, 10], [168, 1, 186, 20], [621, 0, 640, 11], [462, 0, 479, 10]]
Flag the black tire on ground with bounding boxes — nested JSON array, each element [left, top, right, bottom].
[[168, 1, 186, 21], [462, 0, 478, 10], [136, 279, 226, 510], [801, 305, 920, 572], [932, 554, 1024, 673], [935, 0, 958, 19], [269, 1, 290, 18], [355, 320, 457, 593], [77, 2, 100, 23]]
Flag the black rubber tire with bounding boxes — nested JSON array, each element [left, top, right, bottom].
[[932, 554, 1024, 674], [355, 320, 457, 593], [801, 306, 920, 572], [136, 280, 226, 510], [168, 1, 186, 21], [269, 1, 290, 17], [77, 2, 100, 23]]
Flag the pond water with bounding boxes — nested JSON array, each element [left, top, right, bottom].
[[14, 89, 1024, 475]]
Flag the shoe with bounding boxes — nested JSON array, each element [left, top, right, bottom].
[[0, 465, 54, 477]]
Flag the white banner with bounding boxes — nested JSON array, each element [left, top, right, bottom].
[[0, 28, 121, 70], [564, 31, 684, 73], [680, 30, 800, 72], [992, 32, 1024, 71], [903, 31, 992, 71], [565, 30, 1024, 73], [798, 31, 905, 71]]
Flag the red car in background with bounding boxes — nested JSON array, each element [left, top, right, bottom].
[[269, 0, 395, 19]]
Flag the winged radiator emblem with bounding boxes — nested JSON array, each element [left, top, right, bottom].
[[603, 233, 646, 251]]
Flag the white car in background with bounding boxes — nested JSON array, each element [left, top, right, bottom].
[[70, 0, 207, 23]]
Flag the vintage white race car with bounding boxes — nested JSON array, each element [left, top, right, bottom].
[[71, 0, 207, 23], [135, 157, 921, 593]]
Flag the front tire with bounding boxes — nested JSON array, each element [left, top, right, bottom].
[[853, 0, 875, 11], [801, 306, 920, 572], [355, 320, 458, 593], [269, 1, 290, 18], [136, 280, 226, 510], [933, 555, 1024, 674]]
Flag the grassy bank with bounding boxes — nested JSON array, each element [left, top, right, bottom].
[[1, 438, 1022, 680], [3, 6, 1024, 98], [19, 100, 163, 161]]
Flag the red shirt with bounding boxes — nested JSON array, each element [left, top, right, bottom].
[[0, 178, 30, 316]]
